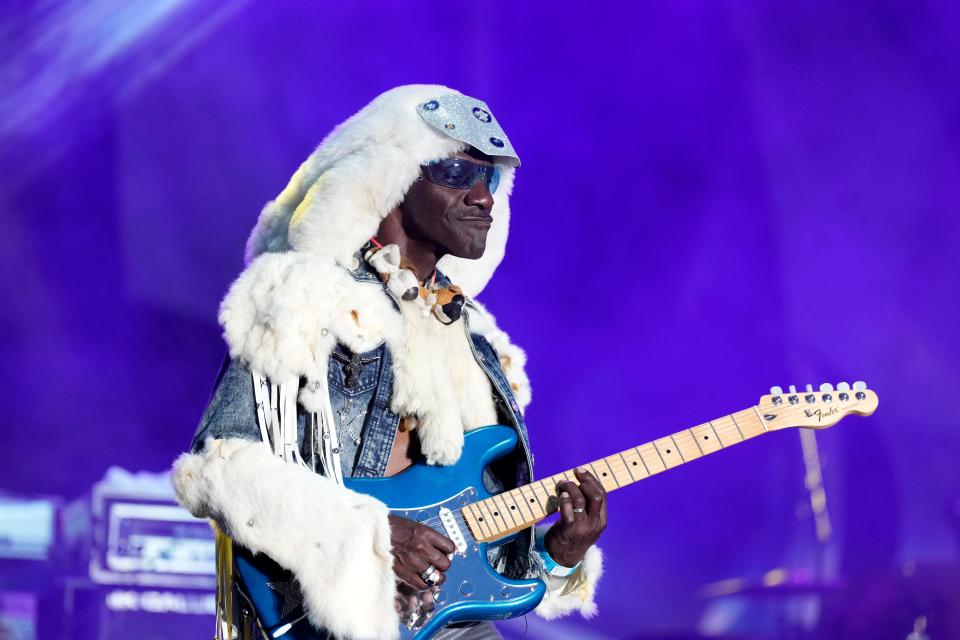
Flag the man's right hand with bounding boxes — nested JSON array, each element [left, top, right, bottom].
[[388, 514, 456, 590]]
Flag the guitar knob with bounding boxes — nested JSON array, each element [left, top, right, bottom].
[[819, 383, 834, 392], [836, 382, 850, 392]]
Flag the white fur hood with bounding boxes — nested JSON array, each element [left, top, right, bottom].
[[244, 84, 517, 298], [220, 85, 529, 465]]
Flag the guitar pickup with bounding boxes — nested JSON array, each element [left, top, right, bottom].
[[439, 508, 467, 555]]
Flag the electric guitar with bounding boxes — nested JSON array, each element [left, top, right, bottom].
[[232, 382, 878, 639]]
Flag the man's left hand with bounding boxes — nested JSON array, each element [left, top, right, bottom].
[[543, 467, 607, 568]]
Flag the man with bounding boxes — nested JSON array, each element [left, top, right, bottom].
[[173, 85, 606, 640]]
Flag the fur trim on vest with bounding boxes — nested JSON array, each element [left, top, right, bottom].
[[533, 539, 604, 620], [218, 250, 531, 465], [172, 438, 398, 640]]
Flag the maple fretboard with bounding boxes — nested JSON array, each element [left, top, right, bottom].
[[461, 408, 769, 542]]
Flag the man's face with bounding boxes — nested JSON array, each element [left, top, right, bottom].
[[399, 149, 496, 261]]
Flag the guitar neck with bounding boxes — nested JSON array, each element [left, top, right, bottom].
[[462, 406, 769, 543]]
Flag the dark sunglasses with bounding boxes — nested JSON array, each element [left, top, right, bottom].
[[421, 157, 501, 194]]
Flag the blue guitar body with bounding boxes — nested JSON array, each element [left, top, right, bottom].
[[233, 425, 547, 639]]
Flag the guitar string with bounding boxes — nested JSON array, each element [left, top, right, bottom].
[[406, 412, 756, 533], [406, 401, 827, 534], [410, 412, 760, 532]]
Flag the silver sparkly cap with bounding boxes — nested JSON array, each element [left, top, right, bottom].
[[417, 93, 520, 167]]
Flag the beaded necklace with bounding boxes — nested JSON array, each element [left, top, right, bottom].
[[363, 239, 466, 325]]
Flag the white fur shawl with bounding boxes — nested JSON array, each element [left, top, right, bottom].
[[218, 250, 531, 466]]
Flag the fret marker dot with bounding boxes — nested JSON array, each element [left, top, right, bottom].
[[704, 436, 709, 440], [602, 472, 608, 477], [666, 449, 672, 454], [632, 462, 637, 466], [478, 517, 484, 522], [510, 506, 515, 510], [493, 512, 499, 516], [529, 498, 535, 503]]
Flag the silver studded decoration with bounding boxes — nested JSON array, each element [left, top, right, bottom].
[[417, 93, 520, 166]]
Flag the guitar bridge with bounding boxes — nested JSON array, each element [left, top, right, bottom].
[[439, 508, 467, 555]]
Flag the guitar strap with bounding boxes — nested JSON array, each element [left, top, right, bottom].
[[214, 524, 235, 640]]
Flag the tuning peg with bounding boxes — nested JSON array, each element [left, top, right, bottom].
[[788, 385, 797, 393], [819, 382, 834, 392], [837, 382, 850, 392], [805, 384, 813, 393], [853, 381, 866, 391], [769, 385, 784, 405]]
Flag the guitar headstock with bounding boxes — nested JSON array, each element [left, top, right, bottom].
[[757, 381, 878, 430]]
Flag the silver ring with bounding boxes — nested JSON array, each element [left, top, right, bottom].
[[573, 507, 585, 513], [420, 565, 439, 586]]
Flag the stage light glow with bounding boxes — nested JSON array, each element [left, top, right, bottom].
[[0, 0, 190, 137]]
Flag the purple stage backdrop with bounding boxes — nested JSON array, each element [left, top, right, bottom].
[[2, 2, 959, 639]]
